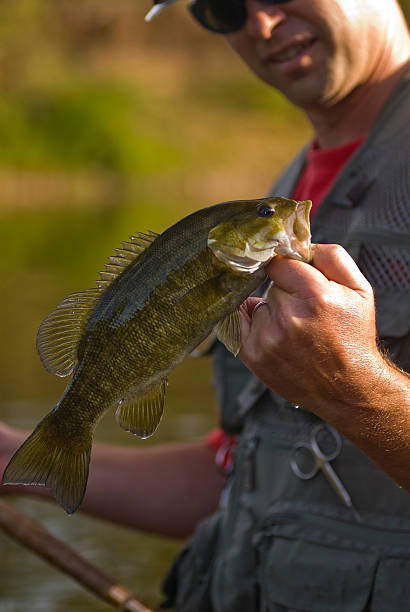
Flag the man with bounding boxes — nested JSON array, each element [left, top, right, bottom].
[[1, 1, 410, 610]]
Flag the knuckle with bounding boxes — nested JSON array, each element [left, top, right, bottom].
[[328, 243, 345, 258], [314, 290, 334, 308]]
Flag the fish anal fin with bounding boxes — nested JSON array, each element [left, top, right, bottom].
[[36, 289, 101, 377], [216, 309, 242, 356], [116, 380, 167, 439]]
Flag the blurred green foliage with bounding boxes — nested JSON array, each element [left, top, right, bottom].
[[0, 84, 184, 172], [0, 0, 307, 179]]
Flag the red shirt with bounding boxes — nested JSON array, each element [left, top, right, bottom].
[[207, 136, 365, 471], [292, 137, 364, 214]]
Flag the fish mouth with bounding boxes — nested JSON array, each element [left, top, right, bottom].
[[273, 201, 312, 262]]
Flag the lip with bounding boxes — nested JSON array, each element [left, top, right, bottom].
[[263, 36, 317, 67]]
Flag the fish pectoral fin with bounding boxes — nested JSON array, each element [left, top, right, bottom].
[[215, 309, 242, 356], [36, 289, 101, 377], [115, 379, 167, 439]]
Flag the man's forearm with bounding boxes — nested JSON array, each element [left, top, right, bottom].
[[83, 439, 225, 538], [319, 355, 410, 490], [1, 428, 225, 539]]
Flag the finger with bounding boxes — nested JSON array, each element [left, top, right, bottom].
[[239, 296, 274, 360], [239, 297, 270, 345], [252, 300, 268, 316], [311, 244, 373, 295], [241, 296, 265, 319]]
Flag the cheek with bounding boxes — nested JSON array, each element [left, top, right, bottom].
[[225, 33, 240, 52], [225, 33, 256, 65]]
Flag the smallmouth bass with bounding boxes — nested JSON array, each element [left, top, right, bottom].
[[3, 196, 311, 513]]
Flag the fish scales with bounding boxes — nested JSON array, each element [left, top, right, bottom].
[[90, 200, 263, 324], [80, 249, 261, 404], [2, 196, 312, 513]]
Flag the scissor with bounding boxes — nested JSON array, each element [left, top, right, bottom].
[[290, 423, 360, 520]]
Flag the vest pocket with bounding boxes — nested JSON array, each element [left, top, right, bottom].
[[256, 525, 376, 611], [254, 502, 410, 612]]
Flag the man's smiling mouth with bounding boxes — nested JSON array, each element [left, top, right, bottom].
[[267, 39, 317, 64]]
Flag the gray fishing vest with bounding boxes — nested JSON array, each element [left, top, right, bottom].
[[162, 68, 410, 612]]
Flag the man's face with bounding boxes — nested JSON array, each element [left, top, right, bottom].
[[225, 0, 380, 109]]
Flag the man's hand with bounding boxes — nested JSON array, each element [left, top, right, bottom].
[[239, 243, 410, 490], [240, 243, 384, 417]]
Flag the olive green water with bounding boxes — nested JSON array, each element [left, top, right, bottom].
[[0, 203, 216, 611]]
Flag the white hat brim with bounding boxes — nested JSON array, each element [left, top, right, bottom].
[[144, 0, 180, 22]]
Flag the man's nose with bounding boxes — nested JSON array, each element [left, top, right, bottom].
[[244, 0, 286, 38]]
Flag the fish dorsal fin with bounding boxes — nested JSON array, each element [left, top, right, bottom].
[[115, 379, 167, 439], [36, 289, 101, 377], [96, 231, 159, 290], [215, 309, 242, 356]]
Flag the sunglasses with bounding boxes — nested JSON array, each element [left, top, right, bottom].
[[189, 0, 290, 34]]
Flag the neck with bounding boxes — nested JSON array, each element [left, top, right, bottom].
[[306, 58, 410, 150]]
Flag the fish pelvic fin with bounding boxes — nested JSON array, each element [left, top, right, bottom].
[[2, 408, 92, 514], [216, 308, 242, 356], [116, 379, 167, 439]]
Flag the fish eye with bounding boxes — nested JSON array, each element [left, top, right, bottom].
[[257, 204, 275, 217]]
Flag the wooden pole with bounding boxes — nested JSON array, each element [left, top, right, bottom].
[[0, 498, 153, 612]]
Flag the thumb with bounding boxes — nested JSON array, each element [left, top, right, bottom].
[[311, 244, 373, 296], [266, 244, 373, 300], [266, 254, 325, 299]]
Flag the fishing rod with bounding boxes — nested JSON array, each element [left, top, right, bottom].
[[0, 498, 153, 612]]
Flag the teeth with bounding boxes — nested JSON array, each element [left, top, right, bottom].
[[273, 43, 307, 62]]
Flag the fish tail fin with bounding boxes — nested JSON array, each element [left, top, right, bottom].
[[2, 407, 92, 514]]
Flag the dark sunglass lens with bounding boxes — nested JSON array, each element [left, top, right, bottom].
[[190, 0, 246, 34]]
